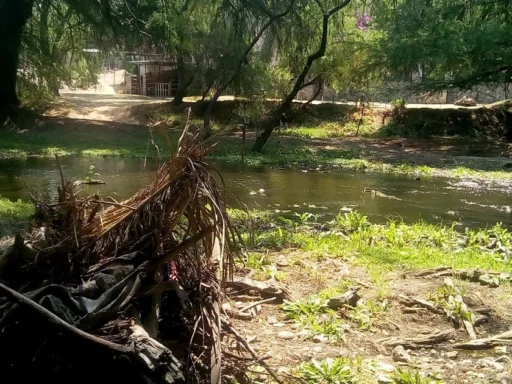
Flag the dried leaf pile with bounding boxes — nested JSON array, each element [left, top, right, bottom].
[[0, 128, 240, 384]]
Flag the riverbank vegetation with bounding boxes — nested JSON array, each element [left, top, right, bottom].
[[2, 0, 512, 382]]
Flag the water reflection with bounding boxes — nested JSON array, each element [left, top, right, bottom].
[[0, 157, 510, 228]]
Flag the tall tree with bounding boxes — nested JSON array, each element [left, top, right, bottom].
[[251, 0, 352, 152], [0, 0, 34, 110], [0, 0, 119, 116], [370, 0, 512, 91]]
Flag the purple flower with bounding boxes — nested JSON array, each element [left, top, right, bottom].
[[355, 12, 372, 31], [168, 260, 178, 281]]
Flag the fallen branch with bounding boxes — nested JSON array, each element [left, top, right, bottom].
[[222, 319, 284, 384], [73, 180, 106, 187], [399, 295, 444, 315], [226, 277, 292, 301], [129, 318, 185, 383], [379, 329, 454, 349], [239, 297, 277, 313], [454, 330, 512, 350], [415, 267, 510, 287]]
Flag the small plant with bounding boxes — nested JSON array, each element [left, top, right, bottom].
[[300, 358, 354, 384], [335, 212, 369, 232], [84, 165, 101, 182], [244, 252, 271, 269], [392, 368, 441, 384], [390, 98, 406, 109], [253, 264, 287, 281], [294, 211, 318, 225], [282, 299, 345, 341], [349, 299, 389, 330]]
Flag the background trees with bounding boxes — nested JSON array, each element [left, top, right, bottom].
[[2, 0, 511, 148]]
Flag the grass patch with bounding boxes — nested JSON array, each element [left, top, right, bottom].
[[231, 209, 512, 276], [0, 123, 169, 159], [0, 198, 34, 237]]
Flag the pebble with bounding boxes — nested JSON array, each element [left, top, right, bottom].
[[430, 349, 438, 355], [445, 362, 456, 370], [466, 371, 477, 376], [392, 346, 412, 363], [421, 357, 431, 364], [478, 359, 505, 371], [277, 331, 295, 340], [461, 359, 473, 365], [446, 351, 458, 359], [312, 334, 329, 343], [496, 372, 511, 383], [312, 346, 323, 353], [376, 373, 393, 383], [376, 362, 396, 372], [273, 322, 286, 327]]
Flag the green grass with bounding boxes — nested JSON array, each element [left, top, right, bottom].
[[0, 124, 169, 159], [0, 198, 34, 237], [231, 209, 512, 276]]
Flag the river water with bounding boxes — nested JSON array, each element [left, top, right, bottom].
[[0, 157, 510, 228]]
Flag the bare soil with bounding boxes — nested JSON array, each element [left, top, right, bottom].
[[227, 251, 512, 383]]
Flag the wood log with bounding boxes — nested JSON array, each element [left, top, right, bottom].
[[454, 330, 512, 350], [225, 276, 292, 301], [129, 319, 184, 383], [379, 329, 454, 349], [398, 295, 444, 315]]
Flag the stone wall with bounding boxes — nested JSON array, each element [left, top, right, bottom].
[[297, 81, 511, 105]]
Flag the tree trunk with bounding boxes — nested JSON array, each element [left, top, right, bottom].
[[0, 0, 34, 112], [252, 0, 351, 152], [172, 54, 195, 106], [203, 0, 298, 139]]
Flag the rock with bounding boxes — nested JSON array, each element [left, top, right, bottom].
[[276, 255, 289, 267], [421, 357, 431, 364], [376, 374, 393, 383], [392, 346, 412, 363], [277, 331, 295, 340], [376, 362, 396, 373], [477, 373, 485, 379], [466, 371, 477, 377], [430, 349, 438, 355], [478, 359, 504, 371], [312, 334, 329, 343], [445, 363, 456, 370], [454, 95, 477, 107], [273, 322, 286, 327], [496, 372, 511, 384], [460, 359, 473, 365], [446, 351, 458, 359], [312, 346, 323, 353]]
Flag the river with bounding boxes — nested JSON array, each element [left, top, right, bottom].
[[0, 157, 510, 228]]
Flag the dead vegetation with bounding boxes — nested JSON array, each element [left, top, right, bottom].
[[0, 126, 280, 384]]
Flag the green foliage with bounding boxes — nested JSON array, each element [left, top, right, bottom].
[[392, 368, 441, 384], [372, 0, 512, 90], [299, 358, 354, 384], [282, 298, 345, 341], [335, 212, 369, 232], [0, 198, 34, 237], [349, 299, 389, 330]]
